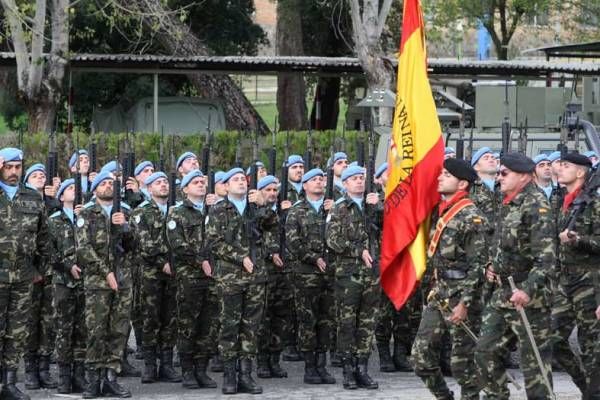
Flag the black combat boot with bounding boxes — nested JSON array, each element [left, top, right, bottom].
[[57, 363, 72, 394], [193, 357, 217, 388], [179, 353, 198, 389], [303, 352, 322, 384], [256, 353, 271, 379], [71, 362, 86, 393], [330, 350, 342, 367], [393, 341, 413, 372], [0, 369, 30, 400], [269, 352, 288, 378], [38, 355, 57, 389], [341, 356, 357, 390], [101, 368, 131, 398], [587, 367, 600, 400], [221, 359, 237, 395], [82, 368, 101, 399], [141, 348, 157, 383], [237, 358, 262, 394], [158, 348, 182, 382], [119, 349, 141, 377], [355, 356, 378, 389], [210, 354, 224, 372], [133, 327, 143, 360], [316, 352, 336, 384], [377, 341, 396, 372], [281, 345, 302, 362], [23, 355, 39, 390]]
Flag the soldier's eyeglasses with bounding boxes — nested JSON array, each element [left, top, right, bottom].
[[498, 170, 510, 177]]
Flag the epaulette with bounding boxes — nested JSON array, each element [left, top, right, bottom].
[[138, 200, 150, 208], [175, 200, 183, 207], [335, 197, 346, 205], [83, 201, 95, 209], [292, 200, 303, 208], [120, 202, 131, 210], [49, 211, 61, 219]]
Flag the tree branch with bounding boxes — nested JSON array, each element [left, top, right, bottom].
[[27, 0, 46, 96], [375, 0, 393, 40], [0, 0, 30, 89], [348, 0, 365, 52]]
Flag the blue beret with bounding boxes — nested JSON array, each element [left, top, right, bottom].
[[445, 147, 456, 155], [375, 163, 388, 178], [493, 152, 500, 159], [333, 152, 348, 163], [100, 160, 121, 174], [348, 161, 359, 167], [471, 147, 492, 166], [246, 161, 265, 175], [0, 147, 23, 162], [68, 150, 88, 169], [180, 169, 204, 190], [287, 154, 304, 167], [144, 172, 168, 187], [547, 151, 561, 163], [91, 171, 114, 192], [533, 154, 549, 165], [223, 167, 245, 183], [301, 168, 324, 184], [258, 175, 278, 190], [135, 161, 154, 176], [176, 152, 197, 170], [56, 178, 75, 200], [214, 170, 226, 183], [583, 150, 598, 159], [24, 163, 46, 182], [342, 165, 366, 181]]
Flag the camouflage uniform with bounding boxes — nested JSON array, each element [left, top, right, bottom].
[[552, 190, 600, 395], [0, 184, 49, 378], [412, 199, 487, 400], [474, 183, 556, 400], [166, 199, 219, 386], [286, 184, 303, 204], [469, 180, 501, 223]]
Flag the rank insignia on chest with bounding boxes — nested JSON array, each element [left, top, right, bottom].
[[472, 217, 482, 224]]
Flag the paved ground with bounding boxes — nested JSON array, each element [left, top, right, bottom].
[[26, 355, 582, 399]]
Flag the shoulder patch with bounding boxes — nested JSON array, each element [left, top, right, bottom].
[[167, 220, 177, 230], [76, 218, 85, 228], [83, 201, 95, 209], [138, 200, 149, 208], [50, 211, 61, 219], [335, 197, 346, 205], [120, 202, 131, 210]]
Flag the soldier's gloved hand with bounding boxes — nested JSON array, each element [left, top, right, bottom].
[[485, 264, 498, 283], [88, 172, 98, 182], [448, 301, 467, 325], [362, 249, 373, 268], [242, 256, 254, 273], [366, 192, 378, 205], [106, 272, 118, 291], [316, 257, 326, 272], [52, 176, 61, 189], [272, 253, 284, 268], [44, 185, 57, 198], [596, 305, 600, 320], [510, 288, 530, 308], [248, 189, 265, 206], [323, 199, 334, 211], [112, 212, 126, 225], [280, 200, 292, 210], [126, 177, 139, 192], [163, 262, 172, 276], [205, 194, 218, 206], [71, 264, 82, 280], [201, 260, 212, 277], [559, 228, 579, 245], [74, 204, 83, 216]]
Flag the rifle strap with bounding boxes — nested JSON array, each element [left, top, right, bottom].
[[427, 198, 473, 257]]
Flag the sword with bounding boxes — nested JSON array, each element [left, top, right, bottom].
[[507, 276, 555, 399]]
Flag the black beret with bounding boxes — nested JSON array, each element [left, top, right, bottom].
[[562, 152, 592, 168], [500, 152, 535, 173], [444, 158, 478, 183]]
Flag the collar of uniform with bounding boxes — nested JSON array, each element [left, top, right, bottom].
[[183, 197, 203, 213], [505, 181, 536, 206], [342, 193, 362, 211]]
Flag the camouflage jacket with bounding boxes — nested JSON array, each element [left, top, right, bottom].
[[428, 201, 488, 308], [262, 205, 288, 276], [0, 183, 50, 283], [287, 183, 303, 204], [286, 198, 331, 275], [470, 179, 501, 224], [491, 182, 556, 307], [130, 199, 171, 281], [166, 199, 213, 284], [48, 208, 81, 289], [206, 196, 278, 286], [76, 201, 134, 290], [326, 194, 382, 277]]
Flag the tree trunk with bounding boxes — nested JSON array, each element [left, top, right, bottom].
[[310, 77, 340, 130], [128, 0, 269, 133], [25, 99, 57, 134], [276, 0, 308, 131]]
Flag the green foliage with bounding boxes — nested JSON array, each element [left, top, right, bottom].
[[0, 115, 7, 135]]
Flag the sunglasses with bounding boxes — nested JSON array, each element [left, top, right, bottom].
[[498, 170, 510, 177]]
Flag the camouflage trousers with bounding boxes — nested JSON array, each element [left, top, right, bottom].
[[142, 277, 177, 350], [475, 303, 553, 400], [293, 273, 334, 353], [218, 282, 266, 362], [85, 288, 132, 371], [412, 302, 481, 400], [335, 273, 380, 358], [25, 278, 55, 358], [551, 273, 600, 392], [376, 290, 422, 352], [176, 277, 219, 359], [258, 273, 294, 354], [131, 263, 143, 341], [0, 280, 32, 369], [54, 284, 87, 364]]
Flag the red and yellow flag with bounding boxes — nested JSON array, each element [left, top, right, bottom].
[[380, 0, 444, 310]]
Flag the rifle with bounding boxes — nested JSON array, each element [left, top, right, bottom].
[[168, 135, 178, 275], [365, 123, 379, 276], [123, 130, 135, 193], [323, 155, 335, 261], [304, 129, 313, 170], [111, 143, 124, 288], [45, 131, 58, 187], [246, 133, 259, 263], [278, 131, 290, 260], [268, 117, 277, 175], [74, 131, 83, 206], [89, 121, 97, 173], [157, 126, 165, 172], [235, 130, 243, 168], [501, 81, 511, 155]]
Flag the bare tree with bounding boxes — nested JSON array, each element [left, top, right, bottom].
[[0, 0, 69, 133]]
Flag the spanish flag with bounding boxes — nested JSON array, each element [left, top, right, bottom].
[[380, 0, 444, 310]]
